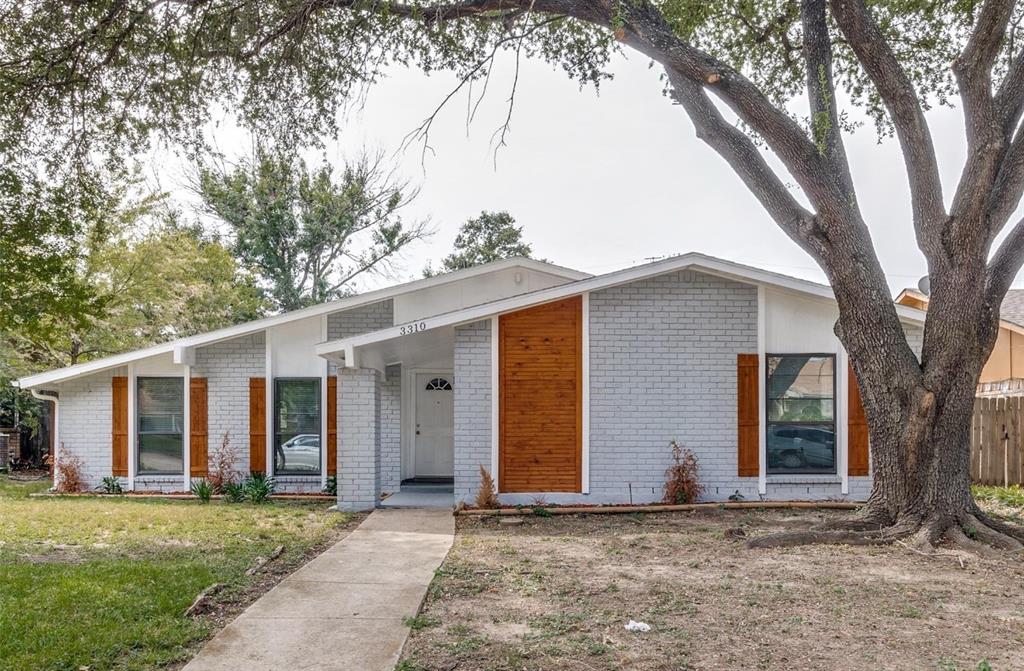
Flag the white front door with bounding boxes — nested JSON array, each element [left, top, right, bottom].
[[414, 372, 455, 478]]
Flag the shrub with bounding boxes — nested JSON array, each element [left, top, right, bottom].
[[662, 440, 704, 505], [242, 472, 275, 504], [207, 432, 240, 494], [224, 481, 246, 503], [191, 478, 214, 503], [98, 476, 123, 494], [54, 444, 87, 493], [475, 465, 499, 509], [323, 475, 337, 496]]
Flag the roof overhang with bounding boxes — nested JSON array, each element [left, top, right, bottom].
[[318, 252, 928, 366], [16, 257, 589, 390]]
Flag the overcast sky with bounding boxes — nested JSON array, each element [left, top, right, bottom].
[[162, 48, 1015, 296]]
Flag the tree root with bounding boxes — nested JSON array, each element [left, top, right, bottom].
[[747, 509, 1024, 556], [970, 506, 1024, 543]]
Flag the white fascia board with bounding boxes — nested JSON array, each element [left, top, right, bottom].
[[17, 257, 587, 389], [319, 252, 927, 358]]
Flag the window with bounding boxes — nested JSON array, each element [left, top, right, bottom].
[[766, 354, 836, 474], [274, 378, 321, 475], [137, 377, 184, 474], [424, 377, 453, 391]]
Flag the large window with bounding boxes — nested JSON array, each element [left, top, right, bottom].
[[137, 377, 185, 474], [766, 354, 836, 474], [274, 378, 321, 475]]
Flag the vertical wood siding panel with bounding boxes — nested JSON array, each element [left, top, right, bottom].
[[111, 376, 128, 476], [327, 375, 338, 476], [249, 377, 266, 474], [190, 377, 208, 476], [736, 355, 759, 477], [499, 296, 582, 492], [847, 363, 870, 476]]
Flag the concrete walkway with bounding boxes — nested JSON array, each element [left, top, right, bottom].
[[183, 509, 455, 671]]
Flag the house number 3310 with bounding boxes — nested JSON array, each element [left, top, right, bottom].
[[400, 322, 427, 335]]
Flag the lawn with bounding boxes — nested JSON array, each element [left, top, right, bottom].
[[400, 496, 1024, 671], [0, 475, 355, 671]]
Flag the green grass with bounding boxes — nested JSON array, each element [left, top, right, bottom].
[[0, 475, 349, 671], [972, 484, 1024, 509]]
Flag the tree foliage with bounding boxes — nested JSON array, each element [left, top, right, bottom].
[[198, 149, 430, 312], [425, 211, 534, 275]]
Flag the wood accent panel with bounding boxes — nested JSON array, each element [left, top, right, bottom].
[[189, 377, 208, 477], [848, 363, 869, 476], [249, 377, 267, 474], [327, 375, 338, 476], [737, 354, 760, 477], [111, 376, 128, 476], [499, 296, 582, 493]]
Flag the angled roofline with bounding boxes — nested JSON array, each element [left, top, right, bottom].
[[318, 252, 928, 364], [16, 257, 590, 389], [896, 287, 1024, 335]]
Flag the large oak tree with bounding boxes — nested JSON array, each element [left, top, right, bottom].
[[4, 0, 1024, 550]]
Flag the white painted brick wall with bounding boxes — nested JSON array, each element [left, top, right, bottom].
[[56, 367, 125, 489], [327, 300, 393, 340], [337, 367, 381, 510], [381, 364, 402, 491], [193, 332, 265, 478], [453, 321, 492, 501]]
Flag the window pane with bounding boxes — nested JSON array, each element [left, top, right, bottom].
[[274, 379, 320, 474], [138, 378, 184, 433], [767, 355, 834, 421], [766, 424, 836, 473], [138, 434, 183, 473]]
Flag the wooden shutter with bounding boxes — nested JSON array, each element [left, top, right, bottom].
[[499, 296, 582, 493], [249, 377, 267, 474], [327, 375, 338, 476], [190, 377, 208, 477], [848, 363, 869, 476], [111, 376, 128, 476], [737, 354, 759, 477]]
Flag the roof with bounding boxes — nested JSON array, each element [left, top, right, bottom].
[[16, 258, 590, 390], [896, 287, 1024, 333], [318, 252, 928, 364]]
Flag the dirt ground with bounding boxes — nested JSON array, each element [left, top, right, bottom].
[[399, 509, 1024, 671]]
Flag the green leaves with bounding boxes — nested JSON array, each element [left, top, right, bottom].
[[197, 148, 429, 312], [426, 210, 535, 276]]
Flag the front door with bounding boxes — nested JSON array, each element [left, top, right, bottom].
[[414, 372, 455, 478]]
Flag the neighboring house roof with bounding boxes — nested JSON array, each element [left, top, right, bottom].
[[895, 287, 1024, 333], [318, 252, 928, 364], [15, 258, 590, 390]]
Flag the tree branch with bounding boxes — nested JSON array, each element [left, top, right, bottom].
[[987, 216, 1024, 301], [830, 0, 947, 239]]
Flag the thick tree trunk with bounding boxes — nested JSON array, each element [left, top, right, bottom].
[[752, 247, 1024, 551]]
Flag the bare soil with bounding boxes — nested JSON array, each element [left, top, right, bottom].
[[399, 509, 1024, 671]]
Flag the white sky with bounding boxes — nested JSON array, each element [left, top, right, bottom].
[[158, 49, 1020, 296]]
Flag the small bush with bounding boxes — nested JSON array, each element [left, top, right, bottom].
[[243, 472, 275, 504], [662, 440, 704, 505], [323, 475, 337, 496], [98, 476, 123, 495], [208, 432, 240, 494], [54, 444, 87, 493], [223, 481, 246, 503], [475, 465, 499, 509], [191, 478, 214, 503]]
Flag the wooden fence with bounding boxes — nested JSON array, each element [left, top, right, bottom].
[[971, 396, 1024, 487]]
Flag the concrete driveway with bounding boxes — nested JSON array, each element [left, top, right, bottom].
[[183, 508, 455, 671]]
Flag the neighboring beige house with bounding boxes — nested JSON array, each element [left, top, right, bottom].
[[896, 288, 1024, 385]]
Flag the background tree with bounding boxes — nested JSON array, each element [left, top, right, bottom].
[[424, 211, 534, 276], [4, 1, 1024, 549], [198, 149, 430, 312]]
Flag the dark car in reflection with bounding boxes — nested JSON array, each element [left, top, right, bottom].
[[766, 425, 835, 472]]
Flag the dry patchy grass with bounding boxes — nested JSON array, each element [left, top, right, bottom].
[[400, 509, 1024, 671]]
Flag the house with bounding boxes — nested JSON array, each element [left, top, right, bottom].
[[16, 253, 926, 509], [896, 288, 1024, 388]]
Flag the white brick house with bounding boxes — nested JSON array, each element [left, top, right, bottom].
[[17, 253, 926, 509]]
